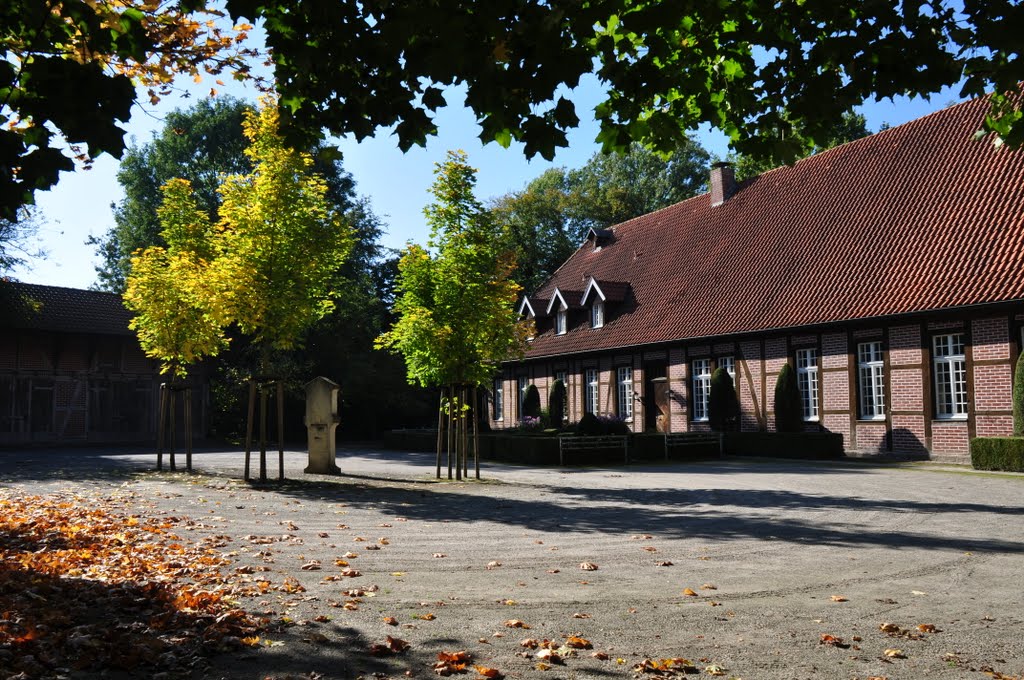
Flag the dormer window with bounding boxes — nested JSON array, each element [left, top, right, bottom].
[[556, 307, 567, 334], [591, 299, 605, 328]]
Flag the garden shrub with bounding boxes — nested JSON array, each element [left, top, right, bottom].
[[575, 412, 602, 436], [549, 379, 566, 428], [1014, 351, 1024, 436], [522, 384, 541, 418], [774, 363, 803, 433], [970, 437, 1024, 471], [598, 414, 631, 435], [709, 367, 738, 432]]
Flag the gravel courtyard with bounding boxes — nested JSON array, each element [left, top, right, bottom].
[[2, 446, 1022, 680]]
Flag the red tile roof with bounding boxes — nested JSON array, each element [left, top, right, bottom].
[[523, 97, 1024, 359], [2, 282, 134, 336]]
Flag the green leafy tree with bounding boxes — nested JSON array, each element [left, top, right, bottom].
[[0, 207, 45, 275], [93, 97, 369, 293], [92, 98, 254, 292], [708, 368, 739, 433], [1014, 351, 1024, 437], [1, 0, 260, 219], [774, 363, 803, 433], [227, 0, 1024, 164], [8, 1, 1024, 215], [492, 140, 709, 291], [376, 150, 530, 471], [734, 111, 872, 180], [214, 100, 354, 374]]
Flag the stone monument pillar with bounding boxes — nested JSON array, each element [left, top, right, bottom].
[[304, 376, 341, 475]]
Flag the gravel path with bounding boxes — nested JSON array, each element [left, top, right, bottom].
[[2, 445, 1023, 680]]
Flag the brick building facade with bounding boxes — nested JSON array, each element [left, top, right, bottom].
[[491, 98, 1024, 460], [0, 282, 205, 445]]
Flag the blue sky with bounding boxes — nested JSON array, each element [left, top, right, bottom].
[[12, 66, 965, 290]]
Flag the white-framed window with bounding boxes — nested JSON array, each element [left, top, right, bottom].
[[933, 333, 968, 419], [591, 300, 605, 329], [492, 379, 504, 421], [718, 356, 735, 383], [517, 376, 529, 417], [617, 366, 633, 421], [555, 307, 567, 335], [857, 341, 885, 420], [584, 368, 599, 414], [554, 370, 567, 386], [692, 359, 711, 422], [796, 348, 819, 421]]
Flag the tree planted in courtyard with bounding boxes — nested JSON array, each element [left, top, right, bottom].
[[215, 101, 354, 375], [708, 368, 739, 433], [376, 150, 530, 477]]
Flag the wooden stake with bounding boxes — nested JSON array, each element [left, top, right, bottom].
[[473, 385, 480, 480], [259, 385, 268, 482], [168, 387, 176, 472], [277, 380, 285, 480], [156, 383, 167, 471], [185, 386, 193, 472], [435, 390, 443, 479], [244, 379, 256, 480]]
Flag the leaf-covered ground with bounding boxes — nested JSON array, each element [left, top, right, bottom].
[[0, 490, 263, 678], [2, 450, 1023, 680]]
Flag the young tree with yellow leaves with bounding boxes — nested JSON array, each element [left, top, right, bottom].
[[376, 150, 530, 479], [125, 99, 353, 479], [124, 178, 229, 471]]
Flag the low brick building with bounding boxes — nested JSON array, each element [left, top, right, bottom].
[[0, 282, 204, 445], [493, 97, 1024, 460]]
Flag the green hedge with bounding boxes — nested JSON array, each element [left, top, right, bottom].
[[970, 437, 1024, 472], [723, 431, 843, 459]]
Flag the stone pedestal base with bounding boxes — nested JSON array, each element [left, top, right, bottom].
[[304, 423, 340, 475]]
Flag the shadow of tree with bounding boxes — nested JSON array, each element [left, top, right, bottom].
[[253, 474, 1024, 555]]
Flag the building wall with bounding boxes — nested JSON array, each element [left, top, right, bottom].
[[0, 330, 205, 445], [490, 312, 1020, 459]]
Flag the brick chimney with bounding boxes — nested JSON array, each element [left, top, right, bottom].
[[710, 161, 736, 207]]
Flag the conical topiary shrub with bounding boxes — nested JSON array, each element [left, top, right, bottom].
[[774, 362, 803, 432], [522, 383, 541, 419], [549, 379, 566, 428], [1015, 350, 1024, 436], [709, 367, 739, 432]]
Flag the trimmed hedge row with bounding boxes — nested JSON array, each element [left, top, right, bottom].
[[970, 436, 1024, 472], [724, 431, 844, 459]]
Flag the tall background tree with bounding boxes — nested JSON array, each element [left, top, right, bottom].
[[491, 139, 709, 292], [376, 150, 530, 476], [733, 111, 872, 181]]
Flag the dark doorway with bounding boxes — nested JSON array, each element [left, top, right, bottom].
[[644, 362, 670, 433]]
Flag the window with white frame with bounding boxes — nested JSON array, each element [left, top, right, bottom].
[[933, 333, 968, 419], [591, 300, 605, 329], [857, 341, 885, 420], [584, 368, 599, 414], [492, 379, 504, 420], [517, 376, 529, 417], [718, 356, 735, 383], [796, 348, 819, 421], [617, 366, 633, 421], [555, 306, 567, 335], [692, 359, 711, 422]]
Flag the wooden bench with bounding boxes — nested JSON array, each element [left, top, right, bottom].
[[558, 435, 630, 465], [664, 432, 723, 460]]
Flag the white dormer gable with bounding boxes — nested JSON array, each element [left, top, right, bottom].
[[579, 277, 606, 306], [518, 296, 537, 318], [545, 288, 570, 315]]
